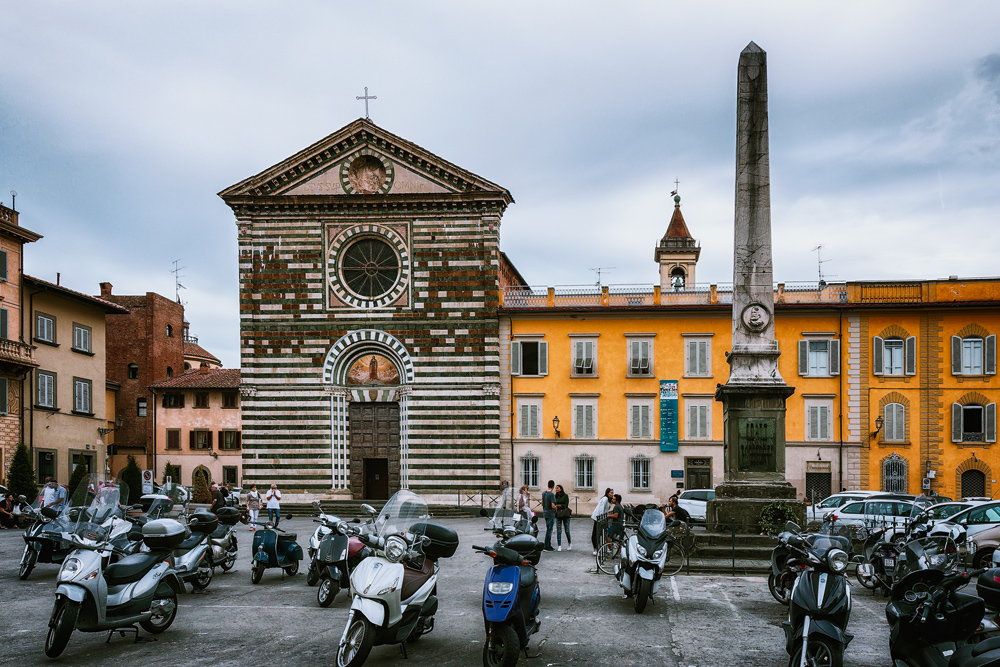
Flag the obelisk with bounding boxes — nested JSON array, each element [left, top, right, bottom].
[[707, 42, 802, 532]]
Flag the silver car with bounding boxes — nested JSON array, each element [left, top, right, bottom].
[[676, 489, 715, 523]]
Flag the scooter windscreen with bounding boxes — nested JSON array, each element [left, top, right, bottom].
[[899, 536, 959, 577], [64, 474, 130, 545], [805, 521, 853, 554], [490, 487, 534, 534], [638, 509, 667, 541], [374, 490, 430, 543]]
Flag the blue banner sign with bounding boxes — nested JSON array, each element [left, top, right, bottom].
[[671, 469, 684, 478], [660, 380, 678, 452]]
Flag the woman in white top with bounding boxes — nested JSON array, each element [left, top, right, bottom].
[[590, 487, 614, 555], [245, 484, 262, 531], [516, 485, 532, 517]]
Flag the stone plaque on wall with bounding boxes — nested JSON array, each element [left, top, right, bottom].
[[738, 418, 776, 472]]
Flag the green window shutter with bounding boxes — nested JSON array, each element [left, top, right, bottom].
[[808, 406, 818, 440], [798, 340, 809, 376], [952, 403, 963, 443], [584, 405, 594, 438], [830, 340, 840, 376], [952, 336, 963, 375], [538, 342, 548, 376], [510, 342, 521, 376], [0, 378, 7, 414], [905, 336, 917, 376], [987, 335, 996, 376], [687, 341, 696, 375], [872, 337, 884, 376], [987, 403, 996, 444], [0, 250, 7, 280], [699, 405, 708, 439], [819, 406, 829, 440]]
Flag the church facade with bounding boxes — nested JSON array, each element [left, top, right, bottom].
[[220, 119, 514, 502]]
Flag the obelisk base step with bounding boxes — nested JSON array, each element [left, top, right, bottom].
[[707, 481, 805, 533]]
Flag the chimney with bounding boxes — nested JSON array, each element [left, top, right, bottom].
[[56, 273, 60, 286], [99, 282, 112, 297], [199, 362, 210, 375]]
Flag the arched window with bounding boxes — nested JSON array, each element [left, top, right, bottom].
[[884, 403, 905, 442], [882, 453, 908, 493], [166, 366, 173, 378], [670, 267, 686, 292], [166, 324, 173, 337], [127, 363, 138, 380], [962, 469, 986, 499]]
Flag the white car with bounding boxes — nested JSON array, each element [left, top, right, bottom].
[[676, 489, 715, 523], [807, 490, 881, 523]]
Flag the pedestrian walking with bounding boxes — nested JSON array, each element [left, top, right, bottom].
[[265, 484, 282, 527], [541, 480, 556, 552], [246, 484, 262, 530], [590, 487, 613, 555], [554, 484, 572, 551]]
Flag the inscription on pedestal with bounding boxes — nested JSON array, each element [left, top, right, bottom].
[[738, 417, 776, 472]]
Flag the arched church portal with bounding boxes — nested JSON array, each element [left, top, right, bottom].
[[324, 330, 413, 500]]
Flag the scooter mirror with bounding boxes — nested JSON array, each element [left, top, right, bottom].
[[531, 515, 539, 524], [17, 495, 27, 503], [350, 518, 361, 523], [479, 509, 489, 517], [852, 555, 865, 563], [361, 504, 377, 515], [286, 514, 293, 520], [785, 521, 800, 533]]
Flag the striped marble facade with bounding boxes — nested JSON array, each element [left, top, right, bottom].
[[221, 119, 512, 502]]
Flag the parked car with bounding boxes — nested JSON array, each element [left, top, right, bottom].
[[226, 487, 243, 507], [806, 490, 881, 523], [676, 489, 715, 523], [929, 501, 1000, 567], [829, 497, 924, 540], [910, 500, 987, 527]]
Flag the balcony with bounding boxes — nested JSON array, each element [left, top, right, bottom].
[[0, 338, 38, 374]]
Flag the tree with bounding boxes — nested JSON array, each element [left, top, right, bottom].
[[192, 467, 211, 504], [67, 461, 89, 503], [161, 462, 181, 485], [120, 456, 143, 506], [5, 443, 36, 502]]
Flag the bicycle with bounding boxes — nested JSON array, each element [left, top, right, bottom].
[[596, 520, 688, 576]]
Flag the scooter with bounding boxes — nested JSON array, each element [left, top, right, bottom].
[[474, 486, 543, 667], [855, 525, 903, 596], [171, 508, 218, 590], [779, 521, 854, 667], [208, 506, 242, 572], [17, 496, 75, 580], [307, 502, 375, 607], [43, 476, 185, 658], [250, 518, 304, 583], [335, 490, 458, 667], [614, 506, 673, 613]]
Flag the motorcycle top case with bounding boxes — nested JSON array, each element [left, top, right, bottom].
[[505, 533, 543, 565], [188, 509, 219, 534], [142, 518, 189, 550], [977, 569, 1000, 608], [215, 506, 241, 526], [410, 521, 459, 560]]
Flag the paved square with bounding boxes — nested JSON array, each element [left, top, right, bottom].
[[1, 517, 893, 666]]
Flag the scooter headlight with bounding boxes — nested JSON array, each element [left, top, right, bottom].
[[827, 548, 848, 573], [337, 522, 350, 535], [636, 544, 647, 558], [384, 536, 407, 563], [59, 557, 82, 581], [652, 549, 664, 559], [488, 581, 514, 595]]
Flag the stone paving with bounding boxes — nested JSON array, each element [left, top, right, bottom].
[[0, 516, 898, 666]]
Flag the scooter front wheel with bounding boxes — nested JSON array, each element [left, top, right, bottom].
[[251, 561, 264, 584], [191, 556, 214, 590], [44, 598, 79, 658], [140, 593, 177, 634], [482, 623, 520, 667], [768, 572, 792, 605], [317, 578, 338, 607], [19, 545, 37, 580], [634, 577, 652, 613], [788, 635, 842, 667], [337, 616, 376, 667], [283, 560, 299, 576]]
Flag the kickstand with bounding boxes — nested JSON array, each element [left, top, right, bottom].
[[398, 642, 408, 659], [105, 625, 154, 644], [524, 642, 542, 659]]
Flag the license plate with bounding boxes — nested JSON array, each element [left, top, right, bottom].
[[884, 558, 895, 569]]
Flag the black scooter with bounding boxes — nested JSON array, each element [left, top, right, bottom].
[[769, 523, 811, 605], [18, 496, 74, 580], [856, 525, 902, 596], [779, 521, 854, 667]]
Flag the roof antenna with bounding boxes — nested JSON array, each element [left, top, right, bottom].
[[812, 245, 834, 287], [172, 259, 187, 304], [9, 190, 16, 212], [590, 267, 616, 287]]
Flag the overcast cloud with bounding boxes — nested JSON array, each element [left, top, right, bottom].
[[2, 2, 999, 368]]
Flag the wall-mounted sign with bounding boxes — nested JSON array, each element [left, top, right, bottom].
[[671, 469, 684, 478], [660, 380, 678, 452]]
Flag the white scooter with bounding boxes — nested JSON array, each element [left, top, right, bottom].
[[45, 476, 186, 658], [335, 490, 459, 667]]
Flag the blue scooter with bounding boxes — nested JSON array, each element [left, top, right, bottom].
[[250, 520, 303, 583]]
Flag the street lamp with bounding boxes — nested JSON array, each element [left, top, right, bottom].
[[98, 416, 125, 437], [552, 416, 561, 438], [870, 415, 884, 440]]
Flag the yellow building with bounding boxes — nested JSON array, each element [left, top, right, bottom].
[[500, 197, 999, 513], [24, 275, 128, 482]]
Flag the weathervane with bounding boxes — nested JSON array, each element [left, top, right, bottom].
[[356, 86, 377, 119]]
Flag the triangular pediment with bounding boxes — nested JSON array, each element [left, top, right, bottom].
[[219, 118, 512, 203]]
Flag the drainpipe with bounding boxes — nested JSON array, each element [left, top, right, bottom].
[[838, 308, 844, 492]]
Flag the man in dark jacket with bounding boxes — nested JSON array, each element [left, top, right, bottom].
[[541, 480, 556, 551], [210, 484, 226, 515]]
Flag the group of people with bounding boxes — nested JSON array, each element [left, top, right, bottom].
[[589, 488, 692, 555], [241, 483, 281, 530], [515, 481, 573, 551]]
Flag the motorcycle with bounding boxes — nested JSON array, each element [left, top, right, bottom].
[[17, 494, 75, 580], [171, 508, 219, 590], [770, 523, 812, 605], [856, 525, 903, 596], [335, 490, 459, 667], [474, 486, 543, 667], [44, 475, 185, 658], [306, 501, 375, 607], [779, 520, 855, 667], [208, 506, 242, 572], [614, 505, 676, 613], [250, 517, 304, 583], [886, 536, 1000, 666]]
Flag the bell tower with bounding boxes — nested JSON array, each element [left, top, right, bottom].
[[654, 193, 701, 291]]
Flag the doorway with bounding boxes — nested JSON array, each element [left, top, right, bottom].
[[364, 458, 390, 500], [349, 402, 401, 499], [685, 457, 712, 490]]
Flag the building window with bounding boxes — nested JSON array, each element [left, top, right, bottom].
[[195, 392, 209, 409], [798, 339, 841, 377], [574, 454, 595, 490], [137, 398, 147, 417], [628, 339, 652, 377], [520, 452, 539, 490], [72, 324, 92, 353], [952, 335, 997, 376], [686, 399, 712, 440], [184, 362, 191, 371], [962, 469, 986, 499], [670, 268, 686, 291], [223, 466, 238, 486], [166, 324, 173, 337], [0, 250, 7, 281], [128, 363, 139, 380], [571, 339, 596, 377], [36, 450, 56, 483], [952, 402, 997, 444], [882, 453, 908, 494], [685, 338, 710, 376], [166, 366, 173, 378], [806, 401, 832, 441], [628, 399, 653, 439], [0, 377, 7, 415], [73, 378, 92, 414], [166, 429, 181, 450], [191, 430, 212, 450], [572, 399, 597, 439], [517, 400, 541, 438], [35, 313, 55, 344], [0, 308, 8, 339], [510, 340, 548, 377], [222, 392, 238, 409], [630, 455, 651, 491], [884, 403, 905, 442], [219, 430, 241, 450], [37, 371, 56, 408], [164, 393, 184, 408]]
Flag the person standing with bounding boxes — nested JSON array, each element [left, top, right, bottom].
[[0, 493, 17, 528], [590, 487, 613, 555], [266, 484, 282, 527], [607, 494, 624, 542], [245, 484, 262, 531], [554, 484, 572, 551], [516, 485, 532, 516], [541, 480, 556, 552]]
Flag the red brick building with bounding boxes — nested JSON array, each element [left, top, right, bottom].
[[97, 283, 184, 474]]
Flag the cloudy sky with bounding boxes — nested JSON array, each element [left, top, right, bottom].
[[2, 2, 999, 368]]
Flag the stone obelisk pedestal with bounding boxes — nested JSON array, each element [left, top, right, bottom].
[[706, 42, 804, 532]]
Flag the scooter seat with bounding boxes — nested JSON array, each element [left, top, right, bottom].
[[519, 565, 536, 590], [950, 637, 1000, 667], [105, 551, 169, 586], [210, 524, 229, 539], [278, 533, 297, 542], [178, 532, 207, 551]]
